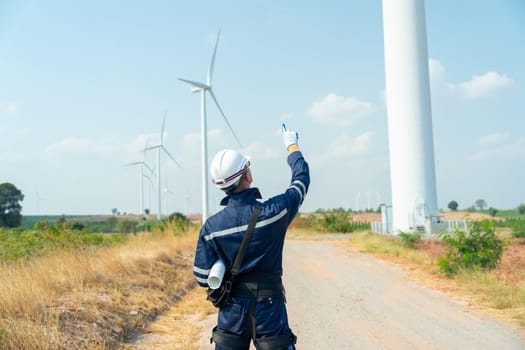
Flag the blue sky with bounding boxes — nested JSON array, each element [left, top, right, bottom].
[[1, 0, 523, 216]]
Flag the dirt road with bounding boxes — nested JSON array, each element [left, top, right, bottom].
[[198, 239, 525, 349]]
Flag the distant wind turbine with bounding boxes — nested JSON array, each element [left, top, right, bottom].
[[163, 178, 176, 215], [144, 174, 154, 215], [124, 140, 154, 215], [146, 113, 182, 221], [178, 29, 242, 223]]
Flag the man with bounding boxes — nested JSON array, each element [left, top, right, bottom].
[[193, 125, 310, 350]]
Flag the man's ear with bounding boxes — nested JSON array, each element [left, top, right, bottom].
[[246, 168, 253, 184]]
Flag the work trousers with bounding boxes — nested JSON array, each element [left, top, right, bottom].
[[214, 296, 296, 350]]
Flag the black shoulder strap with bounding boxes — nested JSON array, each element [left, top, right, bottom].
[[231, 203, 261, 276]]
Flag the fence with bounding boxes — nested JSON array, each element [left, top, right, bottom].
[[371, 220, 469, 235]]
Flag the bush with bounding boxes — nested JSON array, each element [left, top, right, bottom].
[[437, 220, 505, 276], [319, 211, 354, 233], [398, 231, 422, 248], [293, 210, 370, 233], [510, 220, 525, 238], [149, 213, 194, 237], [494, 217, 525, 238], [116, 220, 138, 234], [0, 223, 128, 261], [488, 207, 498, 217], [168, 212, 192, 232]]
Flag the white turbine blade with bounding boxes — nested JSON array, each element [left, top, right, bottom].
[[161, 111, 167, 145], [143, 162, 155, 174], [123, 161, 142, 167], [209, 89, 242, 147], [207, 29, 221, 85], [142, 138, 150, 161], [161, 146, 183, 169], [178, 78, 209, 91], [145, 144, 161, 152]]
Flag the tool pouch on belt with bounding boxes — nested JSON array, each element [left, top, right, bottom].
[[206, 272, 233, 308], [206, 204, 261, 309]]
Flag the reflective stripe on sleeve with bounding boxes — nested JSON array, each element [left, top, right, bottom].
[[288, 184, 304, 203], [291, 180, 307, 195], [204, 208, 288, 241], [194, 275, 208, 284], [193, 266, 210, 276]]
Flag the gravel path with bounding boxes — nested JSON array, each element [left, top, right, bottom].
[[198, 239, 525, 349]]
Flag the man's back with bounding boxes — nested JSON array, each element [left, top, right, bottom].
[[194, 125, 308, 350]]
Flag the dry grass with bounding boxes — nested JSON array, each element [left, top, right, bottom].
[[0, 228, 199, 350], [123, 287, 215, 350]]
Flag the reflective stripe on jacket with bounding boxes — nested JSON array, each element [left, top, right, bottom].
[[193, 151, 310, 286]]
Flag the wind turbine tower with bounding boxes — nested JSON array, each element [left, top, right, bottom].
[[146, 114, 182, 221], [124, 141, 154, 215], [163, 177, 176, 215], [382, 0, 439, 233], [179, 30, 242, 223]]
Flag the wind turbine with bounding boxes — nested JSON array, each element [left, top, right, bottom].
[[163, 178, 176, 215], [178, 29, 242, 223], [146, 113, 182, 221], [124, 140, 154, 215]]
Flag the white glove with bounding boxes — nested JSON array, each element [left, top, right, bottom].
[[281, 123, 299, 149]]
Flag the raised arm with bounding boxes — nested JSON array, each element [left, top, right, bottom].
[[282, 124, 310, 217]]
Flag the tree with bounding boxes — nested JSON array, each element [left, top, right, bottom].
[[518, 203, 525, 215], [488, 207, 498, 217], [111, 208, 118, 215], [448, 200, 459, 211], [0, 182, 24, 228], [475, 199, 487, 211]]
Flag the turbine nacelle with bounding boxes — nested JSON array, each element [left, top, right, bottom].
[[178, 78, 210, 92]]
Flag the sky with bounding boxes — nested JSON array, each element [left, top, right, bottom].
[[1, 0, 524, 216]]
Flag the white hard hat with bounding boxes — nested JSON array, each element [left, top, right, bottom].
[[210, 149, 250, 190]]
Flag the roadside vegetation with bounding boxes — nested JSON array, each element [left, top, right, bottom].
[[347, 221, 525, 327], [2, 202, 525, 348], [0, 214, 198, 350], [290, 209, 370, 233]]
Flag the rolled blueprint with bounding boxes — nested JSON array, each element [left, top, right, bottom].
[[207, 259, 226, 289]]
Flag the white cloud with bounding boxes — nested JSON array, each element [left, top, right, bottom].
[[471, 136, 525, 161], [477, 132, 512, 145], [241, 142, 280, 160], [2, 101, 20, 115], [307, 93, 373, 127], [428, 59, 513, 100], [457, 72, 513, 99], [326, 131, 375, 158], [182, 128, 224, 148], [131, 133, 161, 151]]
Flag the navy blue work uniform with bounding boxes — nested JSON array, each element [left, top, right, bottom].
[[193, 151, 310, 350]]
